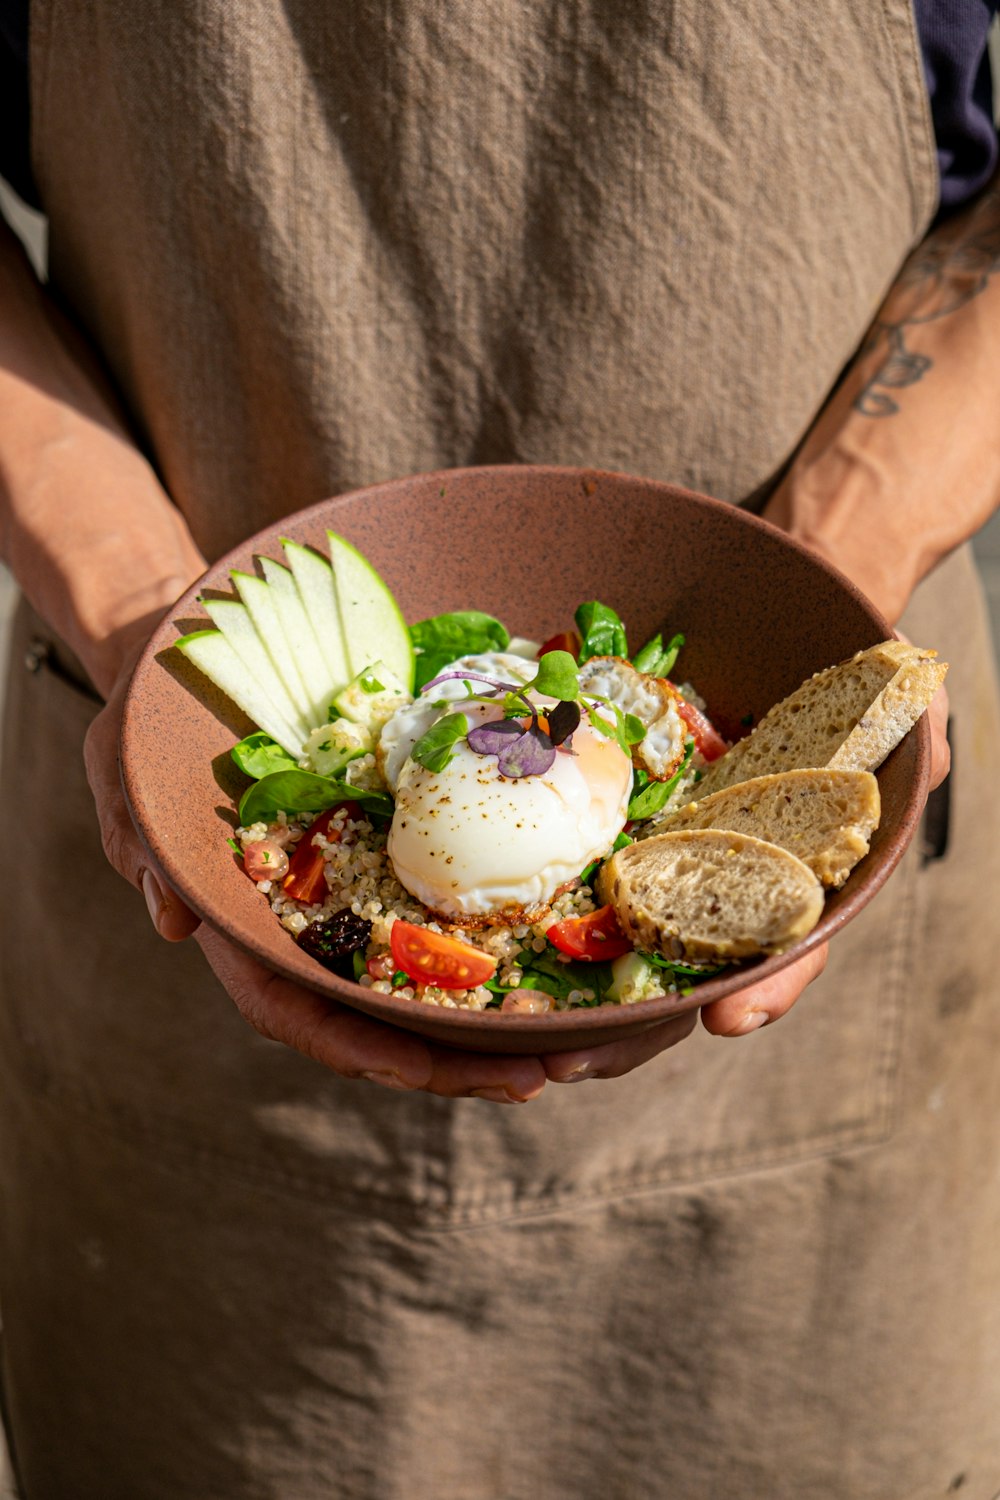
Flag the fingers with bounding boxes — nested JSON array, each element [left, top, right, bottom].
[[894, 628, 951, 792], [699, 941, 829, 1037], [84, 690, 200, 942], [197, 928, 548, 1101], [543, 1008, 697, 1083], [926, 682, 951, 791]]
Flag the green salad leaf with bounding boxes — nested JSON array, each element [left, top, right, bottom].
[[575, 600, 628, 664], [231, 731, 300, 781], [632, 630, 685, 678], [487, 946, 614, 1006], [238, 769, 393, 826], [626, 739, 695, 821], [410, 611, 510, 690]]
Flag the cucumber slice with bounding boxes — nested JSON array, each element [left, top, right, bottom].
[[605, 952, 663, 1004], [326, 531, 414, 691], [332, 661, 411, 734], [231, 570, 313, 723], [258, 557, 339, 729], [281, 539, 351, 692], [175, 630, 305, 757], [201, 598, 310, 745]]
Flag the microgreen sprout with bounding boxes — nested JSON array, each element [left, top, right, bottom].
[[411, 650, 648, 777]]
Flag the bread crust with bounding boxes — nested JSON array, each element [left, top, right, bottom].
[[693, 642, 947, 801], [597, 829, 824, 962], [646, 767, 881, 888]]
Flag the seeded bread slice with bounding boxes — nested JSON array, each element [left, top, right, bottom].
[[596, 829, 824, 962], [693, 641, 947, 801], [646, 768, 880, 888]]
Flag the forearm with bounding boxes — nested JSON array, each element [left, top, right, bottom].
[[0, 219, 205, 695], [765, 171, 1000, 623]]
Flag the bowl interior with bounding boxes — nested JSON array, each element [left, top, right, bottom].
[[121, 466, 927, 1053]]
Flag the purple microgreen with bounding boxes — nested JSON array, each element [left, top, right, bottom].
[[467, 719, 529, 756], [547, 699, 581, 746], [420, 669, 523, 696], [496, 725, 556, 778]]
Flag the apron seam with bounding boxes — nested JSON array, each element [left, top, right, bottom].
[[876, 0, 940, 238]]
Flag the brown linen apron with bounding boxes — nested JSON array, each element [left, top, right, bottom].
[[1, 4, 999, 1497]]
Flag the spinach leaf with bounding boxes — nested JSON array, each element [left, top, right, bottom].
[[626, 739, 695, 820], [410, 611, 510, 691], [239, 769, 393, 826], [574, 600, 628, 664], [231, 731, 299, 781], [512, 946, 614, 1005]]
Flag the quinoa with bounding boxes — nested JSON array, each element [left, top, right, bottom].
[[237, 807, 616, 1012]]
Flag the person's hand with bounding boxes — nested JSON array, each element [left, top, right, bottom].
[[542, 942, 828, 1082], [84, 621, 555, 1102]]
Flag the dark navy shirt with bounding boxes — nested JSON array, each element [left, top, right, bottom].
[[1, 3, 999, 214]]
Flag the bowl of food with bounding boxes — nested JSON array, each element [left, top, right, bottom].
[[120, 465, 943, 1052]]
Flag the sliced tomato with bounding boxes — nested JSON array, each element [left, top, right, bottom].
[[537, 630, 581, 660], [282, 803, 362, 903], [389, 921, 498, 990], [547, 904, 633, 962], [674, 696, 728, 762]]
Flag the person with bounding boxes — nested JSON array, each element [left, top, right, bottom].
[[0, 3, 997, 1496]]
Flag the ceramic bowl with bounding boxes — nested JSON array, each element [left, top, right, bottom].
[[120, 465, 930, 1053]]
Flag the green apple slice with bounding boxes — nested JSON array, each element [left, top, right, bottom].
[[201, 597, 310, 744], [258, 557, 339, 728], [326, 531, 414, 690], [175, 630, 305, 757], [231, 569, 314, 723], [281, 539, 351, 691]]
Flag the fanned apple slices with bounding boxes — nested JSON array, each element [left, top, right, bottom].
[[175, 532, 415, 756]]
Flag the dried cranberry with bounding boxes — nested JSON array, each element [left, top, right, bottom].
[[296, 910, 372, 974]]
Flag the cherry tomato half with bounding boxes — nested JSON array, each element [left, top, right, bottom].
[[546, 904, 633, 962], [389, 921, 498, 990], [674, 697, 728, 762], [537, 630, 582, 660], [282, 802, 362, 903]]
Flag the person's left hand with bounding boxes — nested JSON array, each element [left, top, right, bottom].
[[543, 942, 828, 1082]]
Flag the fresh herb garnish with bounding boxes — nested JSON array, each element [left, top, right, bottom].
[[411, 712, 470, 773], [414, 646, 649, 777], [226, 837, 243, 856]]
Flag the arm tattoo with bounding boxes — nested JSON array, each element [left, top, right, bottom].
[[854, 190, 1000, 417]]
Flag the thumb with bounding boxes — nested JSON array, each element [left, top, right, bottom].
[[83, 690, 200, 942]]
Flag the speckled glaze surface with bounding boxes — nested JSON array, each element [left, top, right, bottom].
[[120, 466, 930, 1052]]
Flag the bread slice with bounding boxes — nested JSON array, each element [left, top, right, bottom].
[[596, 829, 824, 962], [646, 768, 881, 888], [692, 641, 946, 800]]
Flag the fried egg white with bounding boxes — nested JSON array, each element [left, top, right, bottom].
[[577, 656, 687, 779], [381, 655, 632, 920]]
